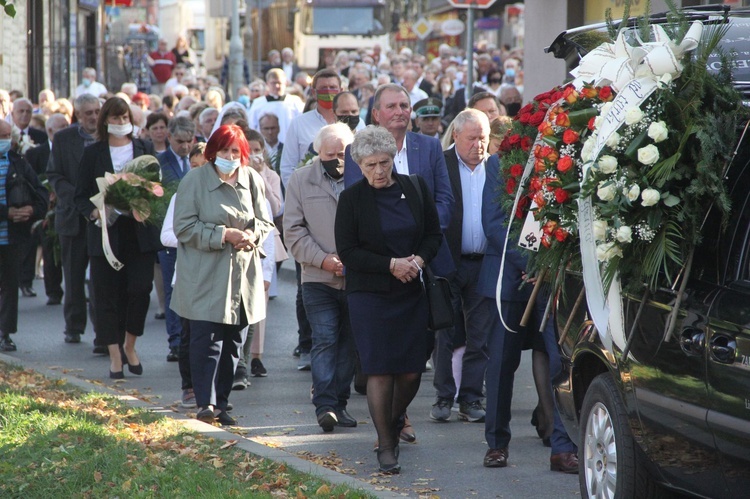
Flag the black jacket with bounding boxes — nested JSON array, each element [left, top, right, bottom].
[[335, 173, 442, 294], [73, 138, 161, 256], [0, 150, 49, 243], [25, 140, 50, 176]]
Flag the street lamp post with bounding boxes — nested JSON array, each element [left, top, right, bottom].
[[229, 0, 244, 100]]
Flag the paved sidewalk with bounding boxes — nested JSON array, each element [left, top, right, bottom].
[[4, 261, 579, 498]]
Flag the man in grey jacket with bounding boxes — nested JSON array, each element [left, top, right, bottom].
[[46, 94, 101, 349], [283, 123, 357, 432]]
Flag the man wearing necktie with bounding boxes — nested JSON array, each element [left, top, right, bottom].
[[157, 116, 195, 361]]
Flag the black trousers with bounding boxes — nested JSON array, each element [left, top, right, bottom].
[[89, 220, 155, 346], [42, 231, 63, 299], [0, 244, 19, 335], [59, 231, 90, 335], [179, 317, 192, 390], [17, 231, 38, 289], [189, 315, 248, 410]]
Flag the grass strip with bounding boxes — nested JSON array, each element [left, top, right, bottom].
[[0, 362, 373, 498]]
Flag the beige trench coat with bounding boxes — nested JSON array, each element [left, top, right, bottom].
[[170, 164, 274, 325]]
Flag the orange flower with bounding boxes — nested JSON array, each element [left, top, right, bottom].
[[563, 129, 580, 144], [534, 158, 547, 173], [533, 190, 546, 207], [542, 220, 558, 235], [554, 227, 569, 242], [541, 235, 553, 248], [538, 121, 554, 136], [555, 112, 570, 127], [581, 86, 598, 99], [539, 145, 558, 162], [557, 155, 573, 173], [563, 86, 579, 104]]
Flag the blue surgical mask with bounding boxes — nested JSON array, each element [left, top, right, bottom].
[[82, 77, 92, 87], [214, 156, 241, 175], [504, 68, 516, 78], [0, 139, 11, 155], [237, 95, 250, 108]]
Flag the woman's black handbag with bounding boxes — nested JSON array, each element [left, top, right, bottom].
[[420, 266, 454, 331], [405, 173, 454, 331], [6, 171, 37, 208]]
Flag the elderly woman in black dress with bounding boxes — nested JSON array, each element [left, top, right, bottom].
[[334, 126, 442, 474]]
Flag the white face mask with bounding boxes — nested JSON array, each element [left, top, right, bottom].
[[214, 156, 241, 175], [107, 123, 133, 137]]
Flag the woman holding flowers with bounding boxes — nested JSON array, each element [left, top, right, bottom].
[[74, 96, 159, 379], [170, 124, 273, 425]]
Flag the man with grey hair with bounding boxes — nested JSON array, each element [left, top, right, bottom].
[[46, 93, 102, 349], [157, 115, 195, 361], [10, 98, 47, 146], [75, 67, 108, 98], [431, 108, 496, 425], [284, 122, 357, 432], [402, 69, 428, 107], [278, 47, 300, 83], [258, 113, 283, 174], [197, 107, 218, 143], [25, 113, 69, 305]]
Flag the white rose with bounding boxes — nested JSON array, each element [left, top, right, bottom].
[[600, 102, 614, 117], [616, 226, 632, 243], [581, 136, 597, 162], [638, 144, 660, 165], [647, 121, 668, 143], [625, 184, 640, 202], [596, 242, 623, 262], [593, 115, 604, 130], [641, 188, 661, 207], [605, 132, 620, 149], [597, 182, 617, 202], [625, 107, 644, 125], [593, 220, 608, 242], [597, 155, 618, 174]]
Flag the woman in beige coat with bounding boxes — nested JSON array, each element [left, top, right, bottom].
[[170, 124, 273, 425]]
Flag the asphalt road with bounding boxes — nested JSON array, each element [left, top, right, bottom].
[[6, 260, 580, 498]]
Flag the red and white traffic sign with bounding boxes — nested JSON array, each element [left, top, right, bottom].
[[447, 0, 498, 9]]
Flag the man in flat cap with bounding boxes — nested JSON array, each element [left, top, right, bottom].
[[414, 97, 443, 139]]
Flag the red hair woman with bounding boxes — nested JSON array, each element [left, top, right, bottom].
[[169, 124, 273, 425]]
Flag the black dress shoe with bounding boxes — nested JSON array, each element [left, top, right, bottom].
[[484, 447, 509, 468], [64, 331, 81, 344], [216, 410, 237, 426], [317, 410, 337, 432], [47, 296, 62, 305], [335, 408, 357, 427], [20, 286, 37, 298], [154, 312, 165, 320], [166, 347, 179, 362], [92, 345, 108, 355], [0, 335, 17, 352], [550, 452, 579, 474], [196, 407, 215, 423], [109, 370, 124, 380]]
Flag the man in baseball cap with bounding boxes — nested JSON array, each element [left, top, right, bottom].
[[414, 97, 443, 139]]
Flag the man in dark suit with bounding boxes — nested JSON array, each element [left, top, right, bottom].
[[25, 113, 69, 304], [344, 83, 455, 442], [430, 109, 497, 424], [480, 141, 578, 473], [157, 115, 195, 361], [46, 93, 101, 348], [11, 98, 47, 146]]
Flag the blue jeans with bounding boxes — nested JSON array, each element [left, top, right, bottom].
[[159, 248, 181, 348], [302, 282, 355, 415]]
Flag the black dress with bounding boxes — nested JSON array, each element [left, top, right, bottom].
[[347, 182, 429, 375]]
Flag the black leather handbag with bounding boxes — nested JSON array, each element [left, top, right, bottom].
[[6, 171, 37, 208], [407, 173, 454, 331]]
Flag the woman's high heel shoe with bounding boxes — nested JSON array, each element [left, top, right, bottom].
[[120, 345, 143, 375], [376, 447, 400, 474]]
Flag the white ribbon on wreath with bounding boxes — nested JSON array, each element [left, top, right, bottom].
[[575, 21, 703, 354]]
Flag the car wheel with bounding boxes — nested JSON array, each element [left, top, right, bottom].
[[579, 373, 659, 499]]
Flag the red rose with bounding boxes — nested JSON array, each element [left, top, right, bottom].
[[515, 196, 530, 219], [563, 86, 579, 104], [551, 90, 564, 102], [557, 155, 573, 173], [554, 227, 568, 242], [529, 177, 542, 192], [599, 86, 613, 101], [539, 145, 557, 161], [507, 134, 521, 146], [519, 103, 534, 115], [533, 190, 546, 208], [505, 177, 517, 195], [588, 116, 596, 131], [542, 220, 558, 235], [510, 163, 523, 177], [555, 113, 571, 127], [554, 188, 570, 203], [528, 110, 546, 126], [518, 112, 531, 125], [520, 136, 532, 151], [533, 90, 553, 103], [541, 235, 553, 248], [563, 129, 580, 144]]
